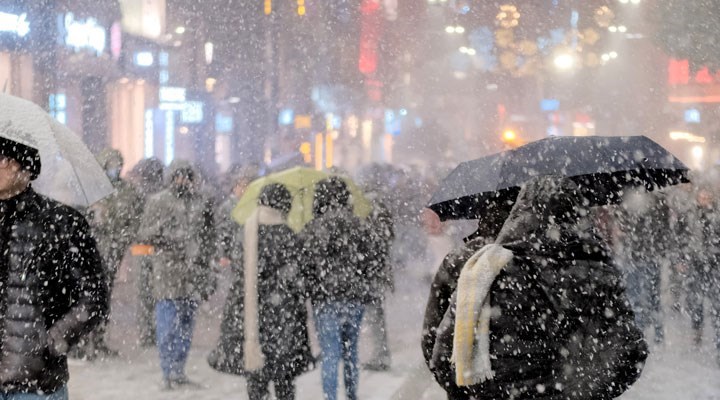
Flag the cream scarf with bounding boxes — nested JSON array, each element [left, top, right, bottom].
[[451, 244, 513, 386], [243, 205, 286, 372]]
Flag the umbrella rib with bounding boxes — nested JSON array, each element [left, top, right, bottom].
[[66, 159, 92, 205]]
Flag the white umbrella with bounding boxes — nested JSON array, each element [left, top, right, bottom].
[[0, 93, 113, 207]]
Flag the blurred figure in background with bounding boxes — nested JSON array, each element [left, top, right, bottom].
[[686, 187, 720, 356], [207, 165, 258, 374], [138, 160, 216, 389], [615, 189, 671, 344], [82, 148, 142, 359], [361, 184, 395, 371], [128, 157, 166, 347], [666, 183, 696, 314]]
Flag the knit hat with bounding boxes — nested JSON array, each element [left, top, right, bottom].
[[0, 137, 41, 180], [258, 183, 292, 216]]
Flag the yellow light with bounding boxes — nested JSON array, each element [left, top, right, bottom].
[[502, 129, 517, 142], [264, 0, 272, 15], [314, 133, 324, 170], [669, 131, 706, 143], [325, 133, 334, 169], [299, 142, 312, 163], [297, 0, 305, 15], [205, 77, 217, 92]]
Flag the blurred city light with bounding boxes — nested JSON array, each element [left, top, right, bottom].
[[670, 131, 706, 143], [502, 129, 517, 142], [554, 53, 576, 70], [175, 26, 185, 34]]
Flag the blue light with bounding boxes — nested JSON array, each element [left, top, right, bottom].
[[685, 108, 701, 124], [279, 109, 294, 126], [540, 99, 560, 112], [215, 113, 234, 133], [399, 108, 408, 116], [181, 101, 204, 124]]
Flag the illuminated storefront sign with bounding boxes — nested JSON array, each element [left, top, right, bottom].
[[0, 12, 30, 37], [60, 13, 106, 55], [159, 86, 186, 110], [181, 101, 204, 124], [134, 51, 154, 67]]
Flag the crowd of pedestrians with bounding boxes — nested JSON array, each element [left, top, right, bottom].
[[77, 149, 405, 400]]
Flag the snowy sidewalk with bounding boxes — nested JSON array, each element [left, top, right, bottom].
[[65, 252, 720, 399]]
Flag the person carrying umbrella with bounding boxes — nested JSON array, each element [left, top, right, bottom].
[[302, 177, 375, 400], [0, 136, 108, 399], [430, 176, 647, 399], [240, 183, 313, 400]]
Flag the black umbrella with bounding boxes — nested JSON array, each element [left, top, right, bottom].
[[429, 135, 689, 220]]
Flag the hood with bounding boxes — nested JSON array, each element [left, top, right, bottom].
[[495, 175, 599, 257], [166, 159, 198, 181], [96, 148, 123, 169]]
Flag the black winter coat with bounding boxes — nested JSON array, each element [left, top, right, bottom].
[[255, 224, 313, 378], [427, 177, 647, 400], [302, 207, 374, 305], [0, 188, 108, 393], [422, 236, 491, 400], [210, 224, 313, 378]]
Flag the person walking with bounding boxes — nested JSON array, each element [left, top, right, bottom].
[[615, 189, 671, 344], [421, 207, 508, 400], [0, 137, 108, 399], [81, 148, 142, 358], [138, 160, 216, 389], [361, 189, 395, 372], [428, 176, 646, 399], [128, 157, 165, 347], [686, 187, 720, 353], [302, 177, 373, 400], [208, 166, 258, 374], [241, 183, 313, 400]]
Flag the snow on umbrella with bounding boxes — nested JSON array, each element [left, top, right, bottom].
[[232, 166, 372, 232], [429, 135, 689, 220], [0, 93, 113, 207]]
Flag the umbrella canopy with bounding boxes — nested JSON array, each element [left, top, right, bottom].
[[0, 93, 113, 207], [232, 166, 372, 232], [429, 135, 689, 220]]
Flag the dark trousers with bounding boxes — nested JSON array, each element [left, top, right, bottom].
[[625, 260, 663, 341], [246, 370, 295, 400], [687, 259, 720, 353]]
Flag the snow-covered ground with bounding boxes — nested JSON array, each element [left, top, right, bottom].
[[66, 245, 720, 399]]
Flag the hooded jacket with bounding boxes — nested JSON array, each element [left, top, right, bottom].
[[429, 176, 647, 399], [89, 149, 142, 274], [0, 188, 107, 393], [137, 161, 216, 300]]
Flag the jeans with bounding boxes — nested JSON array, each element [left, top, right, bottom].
[[155, 298, 198, 380], [0, 387, 68, 400], [314, 302, 364, 400]]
